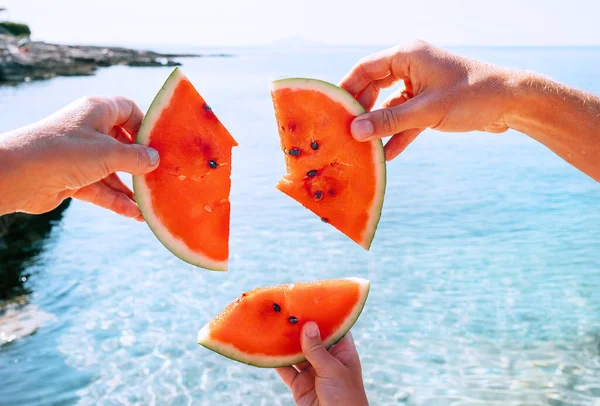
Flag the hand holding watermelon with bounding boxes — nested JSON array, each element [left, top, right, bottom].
[[340, 41, 600, 184], [0, 96, 160, 219], [340, 40, 515, 161], [276, 322, 369, 406]]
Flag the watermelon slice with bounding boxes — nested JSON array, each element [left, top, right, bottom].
[[270, 78, 386, 250], [197, 277, 370, 368], [133, 68, 238, 272]]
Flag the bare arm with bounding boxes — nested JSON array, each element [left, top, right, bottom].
[[506, 74, 600, 181], [340, 41, 600, 182]]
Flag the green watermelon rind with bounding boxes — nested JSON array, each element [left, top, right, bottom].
[[270, 78, 386, 250], [196, 277, 371, 368], [133, 67, 228, 272]]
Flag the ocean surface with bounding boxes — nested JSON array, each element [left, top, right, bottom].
[[1, 46, 600, 406]]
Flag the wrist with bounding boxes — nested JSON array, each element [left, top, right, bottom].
[[501, 70, 553, 135]]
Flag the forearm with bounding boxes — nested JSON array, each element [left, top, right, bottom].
[[505, 73, 600, 182], [0, 133, 21, 215], [0, 129, 37, 216]]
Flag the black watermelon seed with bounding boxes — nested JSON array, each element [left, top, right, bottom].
[[288, 316, 298, 324], [328, 189, 336, 197], [321, 217, 329, 223], [289, 148, 300, 157], [204, 104, 212, 111], [307, 169, 317, 177], [208, 160, 218, 169], [311, 141, 319, 150], [273, 303, 281, 312], [314, 190, 323, 200]]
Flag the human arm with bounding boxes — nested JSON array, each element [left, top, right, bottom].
[[340, 41, 600, 182], [504, 75, 600, 181], [0, 96, 159, 218], [275, 322, 369, 406]]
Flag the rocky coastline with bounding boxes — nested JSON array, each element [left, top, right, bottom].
[[0, 35, 231, 85]]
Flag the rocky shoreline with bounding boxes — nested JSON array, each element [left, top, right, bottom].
[[0, 199, 71, 301], [0, 35, 231, 85]]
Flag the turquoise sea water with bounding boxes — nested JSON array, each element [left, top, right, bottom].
[[1, 46, 600, 405]]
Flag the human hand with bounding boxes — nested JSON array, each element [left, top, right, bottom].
[[340, 41, 518, 161], [0, 96, 159, 219], [276, 322, 369, 406]]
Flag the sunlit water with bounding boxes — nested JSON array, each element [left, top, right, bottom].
[[1, 46, 600, 405]]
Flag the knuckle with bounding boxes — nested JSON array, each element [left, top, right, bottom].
[[113, 96, 136, 112], [406, 40, 432, 60], [357, 55, 371, 66], [392, 40, 427, 56], [80, 96, 106, 109], [378, 108, 400, 134], [99, 158, 113, 179], [106, 192, 121, 212], [114, 95, 132, 104], [308, 341, 324, 354], [408, 39, 431, 54], [354, 56, 373, 77], [76, 96, 110, 118]]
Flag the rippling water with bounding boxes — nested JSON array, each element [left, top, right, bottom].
[[1, 46, 600, 405]]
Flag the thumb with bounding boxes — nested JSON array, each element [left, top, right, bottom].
[[351, 95, 434, 141], [106, 143, 160, 175], [301, 322, 339, 375]]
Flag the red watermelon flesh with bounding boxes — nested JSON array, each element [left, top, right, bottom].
[[197, 278, 370, 367], [134, 68, 237, 271]]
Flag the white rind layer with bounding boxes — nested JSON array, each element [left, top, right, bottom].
[[133, 67, 228, 272], [197, 277, 370, 368], [270, 78, 386, 250]]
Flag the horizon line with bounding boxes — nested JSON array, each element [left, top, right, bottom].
[[29, 38, 600, 50]]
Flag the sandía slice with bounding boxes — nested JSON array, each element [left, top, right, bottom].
[[197, 277, 370, 367], [270, 78, 386, 250], [134, 68, 238, 271]]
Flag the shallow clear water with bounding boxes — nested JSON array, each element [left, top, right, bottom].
[[1, 46, 600, 405]]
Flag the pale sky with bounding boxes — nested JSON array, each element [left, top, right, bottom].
[[2, 0, 599, 47]]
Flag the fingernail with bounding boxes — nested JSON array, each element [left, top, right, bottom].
[[351, 119, 374, 140], [304, 322, 319, 339], [146, 147, 159, 166]]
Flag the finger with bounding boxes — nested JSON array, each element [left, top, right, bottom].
[[384, 128, 424, 161], [329, 332, 361, 368], [110, 125, 135, 144], [356, 75, 401, 112], [340, 46, 411, 98], [293, 361, 311, 372], [106, 96, 144, 139], [301, 322, 340, 375], [351, 94, 436, 141], [104, 138, 160, 176], [275, 367, 298, 389], [73, 181, 142, 219], [381, 87, 413, 109], [102, 173, 135, 201], [83, 96, 144, 138]]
